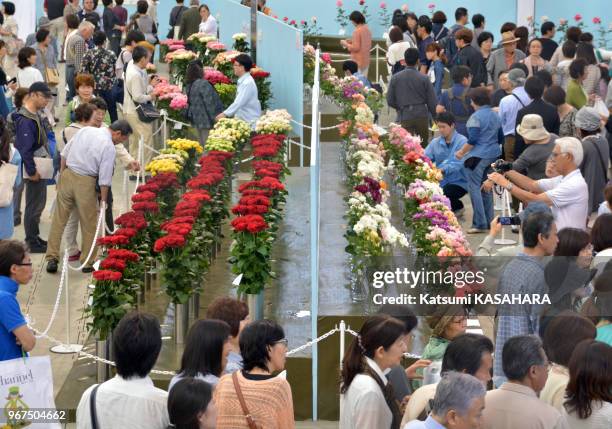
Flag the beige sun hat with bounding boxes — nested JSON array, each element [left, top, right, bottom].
[[516, 114, 550, 141], [500, 31, 521, 45]]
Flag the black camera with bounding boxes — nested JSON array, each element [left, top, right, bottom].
[[492, 159, 513, 174], [498, 216, 521, 226]]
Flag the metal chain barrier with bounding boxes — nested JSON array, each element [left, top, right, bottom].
[[345, 326, 422, 360], [286, 327, 340, 356]]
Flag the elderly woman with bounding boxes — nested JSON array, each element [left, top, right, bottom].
[[65, 73, 110, 126], [184, 61, 223, 146], [486, 31, 526, 88], [522, 38, 552, 77], [340, 11, 372, 77]]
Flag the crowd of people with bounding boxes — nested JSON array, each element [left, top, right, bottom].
[[1, 2, 612, 429]]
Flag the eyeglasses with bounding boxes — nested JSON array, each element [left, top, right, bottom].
[[548, 152, 567, 161], [16, 262, 33, 266], [274, 338, 288, 347]]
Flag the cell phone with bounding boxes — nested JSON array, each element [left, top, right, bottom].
[[8, 77, 16, 84], [498, 216, 521, 226]]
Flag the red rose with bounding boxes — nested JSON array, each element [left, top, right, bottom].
[[132, 201, 160, 213], [174, 208, 201, 217], [114, 227, 138, 239], [93, 270, 123, 282], [136, 183, 160, 193], [153, 234, 187, 252], [232, 204, 269, 215], [107, 249, 140, 262], [161, 222, 193, 236], [131, 191, 157, 203], [182, 190, 212, 202], [231, 214, 269, 233], [97, 235, 130, 247], [100, 258, 127, 272], [175, 200, 201, 212], [241, 189, 273, 197], [238, 195, 271, 206]]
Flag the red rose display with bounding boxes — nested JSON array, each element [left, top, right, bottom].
[[97, 235, 130, 247], [241, 189, 273, 197], [153, 233, 187, 253], [107, 249, 140, 262], [92, 270, 123, 282], [232, 204, 269, 215], [113, 227, 138, 239], [131, 191, 157, 202], [162, 222, 193, 236], [132, 201, 160, 213], [238, 195, 271, 207], [231, 214, 269, 233], [136, 183, 161, 193], [149, 172, 180, 189], [100, 258, 127, 272], [182, 190, 212, 202]]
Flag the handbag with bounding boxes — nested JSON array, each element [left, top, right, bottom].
[[126, 80, 160, 123], [41, 50, 59, 87], [0, 159, 18, 207], [232, 372, 263, 429]]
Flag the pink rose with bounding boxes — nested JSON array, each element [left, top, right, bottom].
[[559, 18, 568, 25], [359, 0, 365, 5], [379, 2, 386, 8], [574, 14, 582, 22], [301, 20, 306, 25], [290, 19, 296, 26], [401, 4, 409, 12], [336, 0, 343, 7], [283, 16, 288, 22], [593, 17, 601, 24], [428, 3, 435, 9]]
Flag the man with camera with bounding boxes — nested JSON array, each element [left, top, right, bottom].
[[487, 137, 588, 231]]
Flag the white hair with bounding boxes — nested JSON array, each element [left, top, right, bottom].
[[78, 21, 95, 32], [555, 137, 583, 167], [432, 372, 485, 417]]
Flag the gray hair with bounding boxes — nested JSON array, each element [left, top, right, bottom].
[[190, 0, 199, 6], [502, 335, 546, 381], [78, 21, 95, 32], [431, 372, 486, 417], [555, 137, 583, 166], [109, 120, 133, 136]]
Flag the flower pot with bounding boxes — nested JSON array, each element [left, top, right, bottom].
[[247, 292, 264, 321], [174, 303, 189, 344], [96, 335, 112, 383]]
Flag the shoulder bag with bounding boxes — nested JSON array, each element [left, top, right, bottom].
[[585, 137, 609, 179], [89, 384, 101, 429], [232, 372, 262, 429], [125, 76, 160, 123], [40, 49, 59, 87], [0, 149, 18, 207]]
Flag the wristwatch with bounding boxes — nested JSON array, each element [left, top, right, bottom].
[[505, 183, 514, 191]]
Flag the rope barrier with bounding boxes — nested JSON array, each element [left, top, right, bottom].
[[290, 118, 340, 131], [67, 202, 106, 272], [345, 327, 422, 360]]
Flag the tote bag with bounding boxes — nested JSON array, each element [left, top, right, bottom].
[[0, 160, 18, 207], [0, 355, 61, 428]]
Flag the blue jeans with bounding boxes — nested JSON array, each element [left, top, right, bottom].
[[465, 157, 496, 229]]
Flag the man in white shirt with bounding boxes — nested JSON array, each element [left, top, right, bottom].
[[404, 372, 486, 429], [488, 137, 589, 230], [123, 46, 160, 166], [76, 312, 169, 429], [216, 54, 261, 127], [45, 121, 132, 273]]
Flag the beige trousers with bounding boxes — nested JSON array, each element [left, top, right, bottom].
[[125, 113, 155, 167], [46, 169, 99, 267]]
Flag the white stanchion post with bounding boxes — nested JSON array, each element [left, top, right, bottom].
[[375, 46, 379, 84], [494, 189, 517, 245], [50, 252, 84, 354], [162, 113, 167, 148], [339, 320, 345, 370], [123, 170, 129, 213]]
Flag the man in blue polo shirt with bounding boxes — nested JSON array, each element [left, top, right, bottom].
[[0, 240, 36, 361], [425, 112, 468, 217]]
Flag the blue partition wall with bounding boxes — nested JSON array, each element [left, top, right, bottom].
[[535, 0, 612, 48], [266, 0, 516, 39]]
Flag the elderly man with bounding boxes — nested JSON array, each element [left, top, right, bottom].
[[498, 69, 531, 161], [404, 372, 486, 429], [486, 31, 527, 89], [488, 137, 589, 230], [66, 20, 94, 101], [484, 335, 569, 429], [575, 106, 610, 213], [490, 211, 558, 387], [45, 121, 133, 274]]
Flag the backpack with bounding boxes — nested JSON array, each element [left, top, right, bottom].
[[446, 89, 472, 123], [441, 67, 452, 89], [440, 25, 462, 65]]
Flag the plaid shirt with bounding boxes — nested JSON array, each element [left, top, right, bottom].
[[66, 34, 87, 70], [493, 253, 547, 384], [80, 47, 117, 92]]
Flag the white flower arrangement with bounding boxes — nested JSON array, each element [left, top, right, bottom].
[[232, 33, 248, 40], [256, 109, 293, 135]]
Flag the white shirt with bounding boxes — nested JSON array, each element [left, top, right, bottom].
[[538, 169, 589, 230], [123, 61, 153, 115], [387, 41, 414, 66], [62, 127, 117, 187], [199, 15, 218, 35], [17, 66, 43, 88], [76, 375, 169, 429], [340, 357, 392, 429], [562, 401, 612, 429], [168, 372, 220, 392], [224, 72, 261, 127]]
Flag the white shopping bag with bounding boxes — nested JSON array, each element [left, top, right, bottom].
[[22, 157, 54, 180], [0, 356, 61, 429]]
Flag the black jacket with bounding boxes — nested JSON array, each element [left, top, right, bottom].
[[513, 99, 561, 159], [455, 45, 487, 88]]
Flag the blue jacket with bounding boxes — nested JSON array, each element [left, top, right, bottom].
[[425, 131, 468, 190], [438, 84, 474, 137], [466, 106, 504, 160], [13, 108, 48, 177]]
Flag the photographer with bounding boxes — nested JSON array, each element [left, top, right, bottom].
[[487, 137, 589, 231], [508, 114, 556, 180]]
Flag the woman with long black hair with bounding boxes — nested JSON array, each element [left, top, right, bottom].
[[0, 115, 20, 239], [340, 314, 407, 429]]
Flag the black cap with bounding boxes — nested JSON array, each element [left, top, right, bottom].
[[28, 82, 53, 98]]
